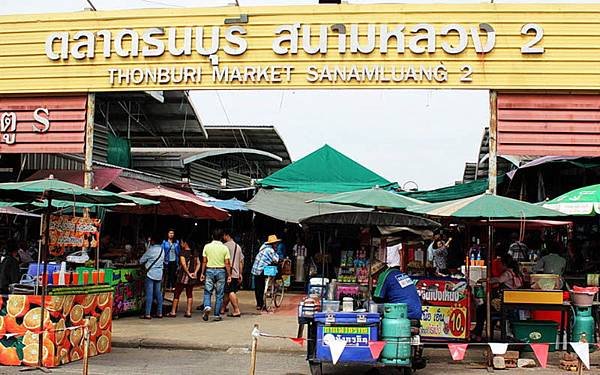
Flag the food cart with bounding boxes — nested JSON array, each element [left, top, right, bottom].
[[297, 210, 440, 375], [0, 178, 156, 368]]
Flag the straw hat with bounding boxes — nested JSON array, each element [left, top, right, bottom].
[[370, 259, 387, 275], [265, 235, 282, 244]]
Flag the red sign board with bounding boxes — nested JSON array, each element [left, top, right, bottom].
[[0, 95, 87, 153], [414, 277, 470, 341], [498, 93, 600, 157]]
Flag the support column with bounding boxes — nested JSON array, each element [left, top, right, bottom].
[[83, 93, 96, 189], [488, 90, 498, 195]]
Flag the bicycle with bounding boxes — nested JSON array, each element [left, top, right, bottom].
[[263, 265, 285, 311]]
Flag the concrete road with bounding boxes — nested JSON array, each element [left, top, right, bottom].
[[0, 347, 589, 375]]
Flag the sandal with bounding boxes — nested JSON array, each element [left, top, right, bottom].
[[156, 315, 163, 319], [140, 315, 152, 320], [228, 313, 242, 318], [184, 313, 192, 318], [167, 313, 177, 318]]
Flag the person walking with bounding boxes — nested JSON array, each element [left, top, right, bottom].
[[140, 234, 165, 319], [162, 229, 181, 291], [251, 235, 280, 311], [200, 229, 232, 321], [167, 240, 200, 318], [220, 230, 244, 317]]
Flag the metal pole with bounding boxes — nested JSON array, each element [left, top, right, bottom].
[[38, 195, 52, 368], [83, 93, 96, 190], [486, 222, 492, 341], [249, 324, 259, 375], [488, 90, 498, 195], [82, 318, 90, 375]]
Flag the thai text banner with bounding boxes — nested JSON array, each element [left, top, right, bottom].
[[1, 4, 600, 92]]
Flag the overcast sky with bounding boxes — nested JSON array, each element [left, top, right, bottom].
[[2, 0, 597, 189]]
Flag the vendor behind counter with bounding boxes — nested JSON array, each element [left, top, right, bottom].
[[371, 259, 422, 320]]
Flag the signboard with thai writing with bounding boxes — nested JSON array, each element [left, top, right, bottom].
[[0, 4, 600, 92], [414, 277, 469, 341], [0, 95, 87, 153], [49, 215, 101, 249]]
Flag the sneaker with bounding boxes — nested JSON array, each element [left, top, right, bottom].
[[213, 315, 223, 322], [202, 306, 211, 321]]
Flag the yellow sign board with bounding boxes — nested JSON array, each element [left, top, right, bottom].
[[1, 4, 600, 93]]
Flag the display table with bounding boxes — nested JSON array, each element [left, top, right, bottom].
[[107, 267, 144, 317], [501, 289, 570, 349], [0, 288, 113, 367]]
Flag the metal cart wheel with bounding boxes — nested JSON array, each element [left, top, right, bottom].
[[274, 279, 285, 307], [308, 360, 322, 375], [263, 276, 275, 310]]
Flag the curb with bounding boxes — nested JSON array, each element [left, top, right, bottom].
[[111, 338, 306, 354]]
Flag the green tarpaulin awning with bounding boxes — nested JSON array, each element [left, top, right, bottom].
[[258, 144, 395, 194], [402, 175, 506, 203], [246, 189, 368, 223], [311, 186, 426, 209]]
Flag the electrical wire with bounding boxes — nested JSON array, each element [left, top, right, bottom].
[[215, 91, 232, 125], [140, 0, 185, 8]]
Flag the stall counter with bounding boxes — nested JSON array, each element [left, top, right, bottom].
[[0, 289, 113, 367], [107, 267, 144, 317]]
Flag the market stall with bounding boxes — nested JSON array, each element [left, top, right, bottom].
[[0, 178, 156, 368], [297, 210, 440, 375]]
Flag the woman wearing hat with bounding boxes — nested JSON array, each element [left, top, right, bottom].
[[251, 235, 281, 310]]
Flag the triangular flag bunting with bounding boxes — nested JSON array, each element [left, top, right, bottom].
[[329, 339, 347, 365], [530, 343, 549, 368], [448, 343, 468, 361], [368, 341, 386, 360], [570, 342, 590, 369], [488, 343, 508, 355], [290, 338, 304, 347]]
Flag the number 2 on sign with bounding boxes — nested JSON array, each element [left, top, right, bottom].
[[460, 65, 473, 82]]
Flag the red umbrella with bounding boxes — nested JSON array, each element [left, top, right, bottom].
[[119, 186, 230, 221]]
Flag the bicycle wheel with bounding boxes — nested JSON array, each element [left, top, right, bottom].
[[263, 276, 275, 310], [274, 279, 285, 307]]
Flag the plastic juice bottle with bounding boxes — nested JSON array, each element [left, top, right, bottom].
[[82, 272, 89, 285], [52, 272, 60, 285], [71, 272, 79, 285], [99, 269, 105, 284], [92, 270, 99, 284]]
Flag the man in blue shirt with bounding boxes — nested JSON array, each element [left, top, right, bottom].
[[373, 261, 422, 320]]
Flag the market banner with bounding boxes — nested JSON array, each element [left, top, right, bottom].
[[49, 215, 101, 249], [530, 343, 549, 368], [414, 277, 469, 341], [448, 343, 468, 361], [570, 342, 590, 369], [368, 341, 386, 360]]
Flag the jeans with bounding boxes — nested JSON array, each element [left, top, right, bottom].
[[203, 269, 226, 316], [253, 274, 267, 308], [166, 261, 177, 289], [145, 277, 163, 316]]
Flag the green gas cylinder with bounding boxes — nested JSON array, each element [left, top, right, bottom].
[[572, 306, 596, 349], [381, 303, 411, 365]]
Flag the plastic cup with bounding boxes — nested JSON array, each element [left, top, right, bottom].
[[99, 270, 105, 284], [64, 272, 71, 285], [92, 270, 99, 285], [52, 272, 60, 285], [71, 272, 79, 285], [82, 272, 89, 285]]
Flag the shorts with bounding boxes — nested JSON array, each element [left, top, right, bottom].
[[225, 278, 240, 294]]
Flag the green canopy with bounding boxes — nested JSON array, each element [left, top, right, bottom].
[[246, 189, 368, 223], [402, 175, 506, 203], [0, 178, 149, 205], [311, 186, 426, 209], [407, 192, 567, 219], [258, 144, 395, 193], [544, 183, 600, 215]]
